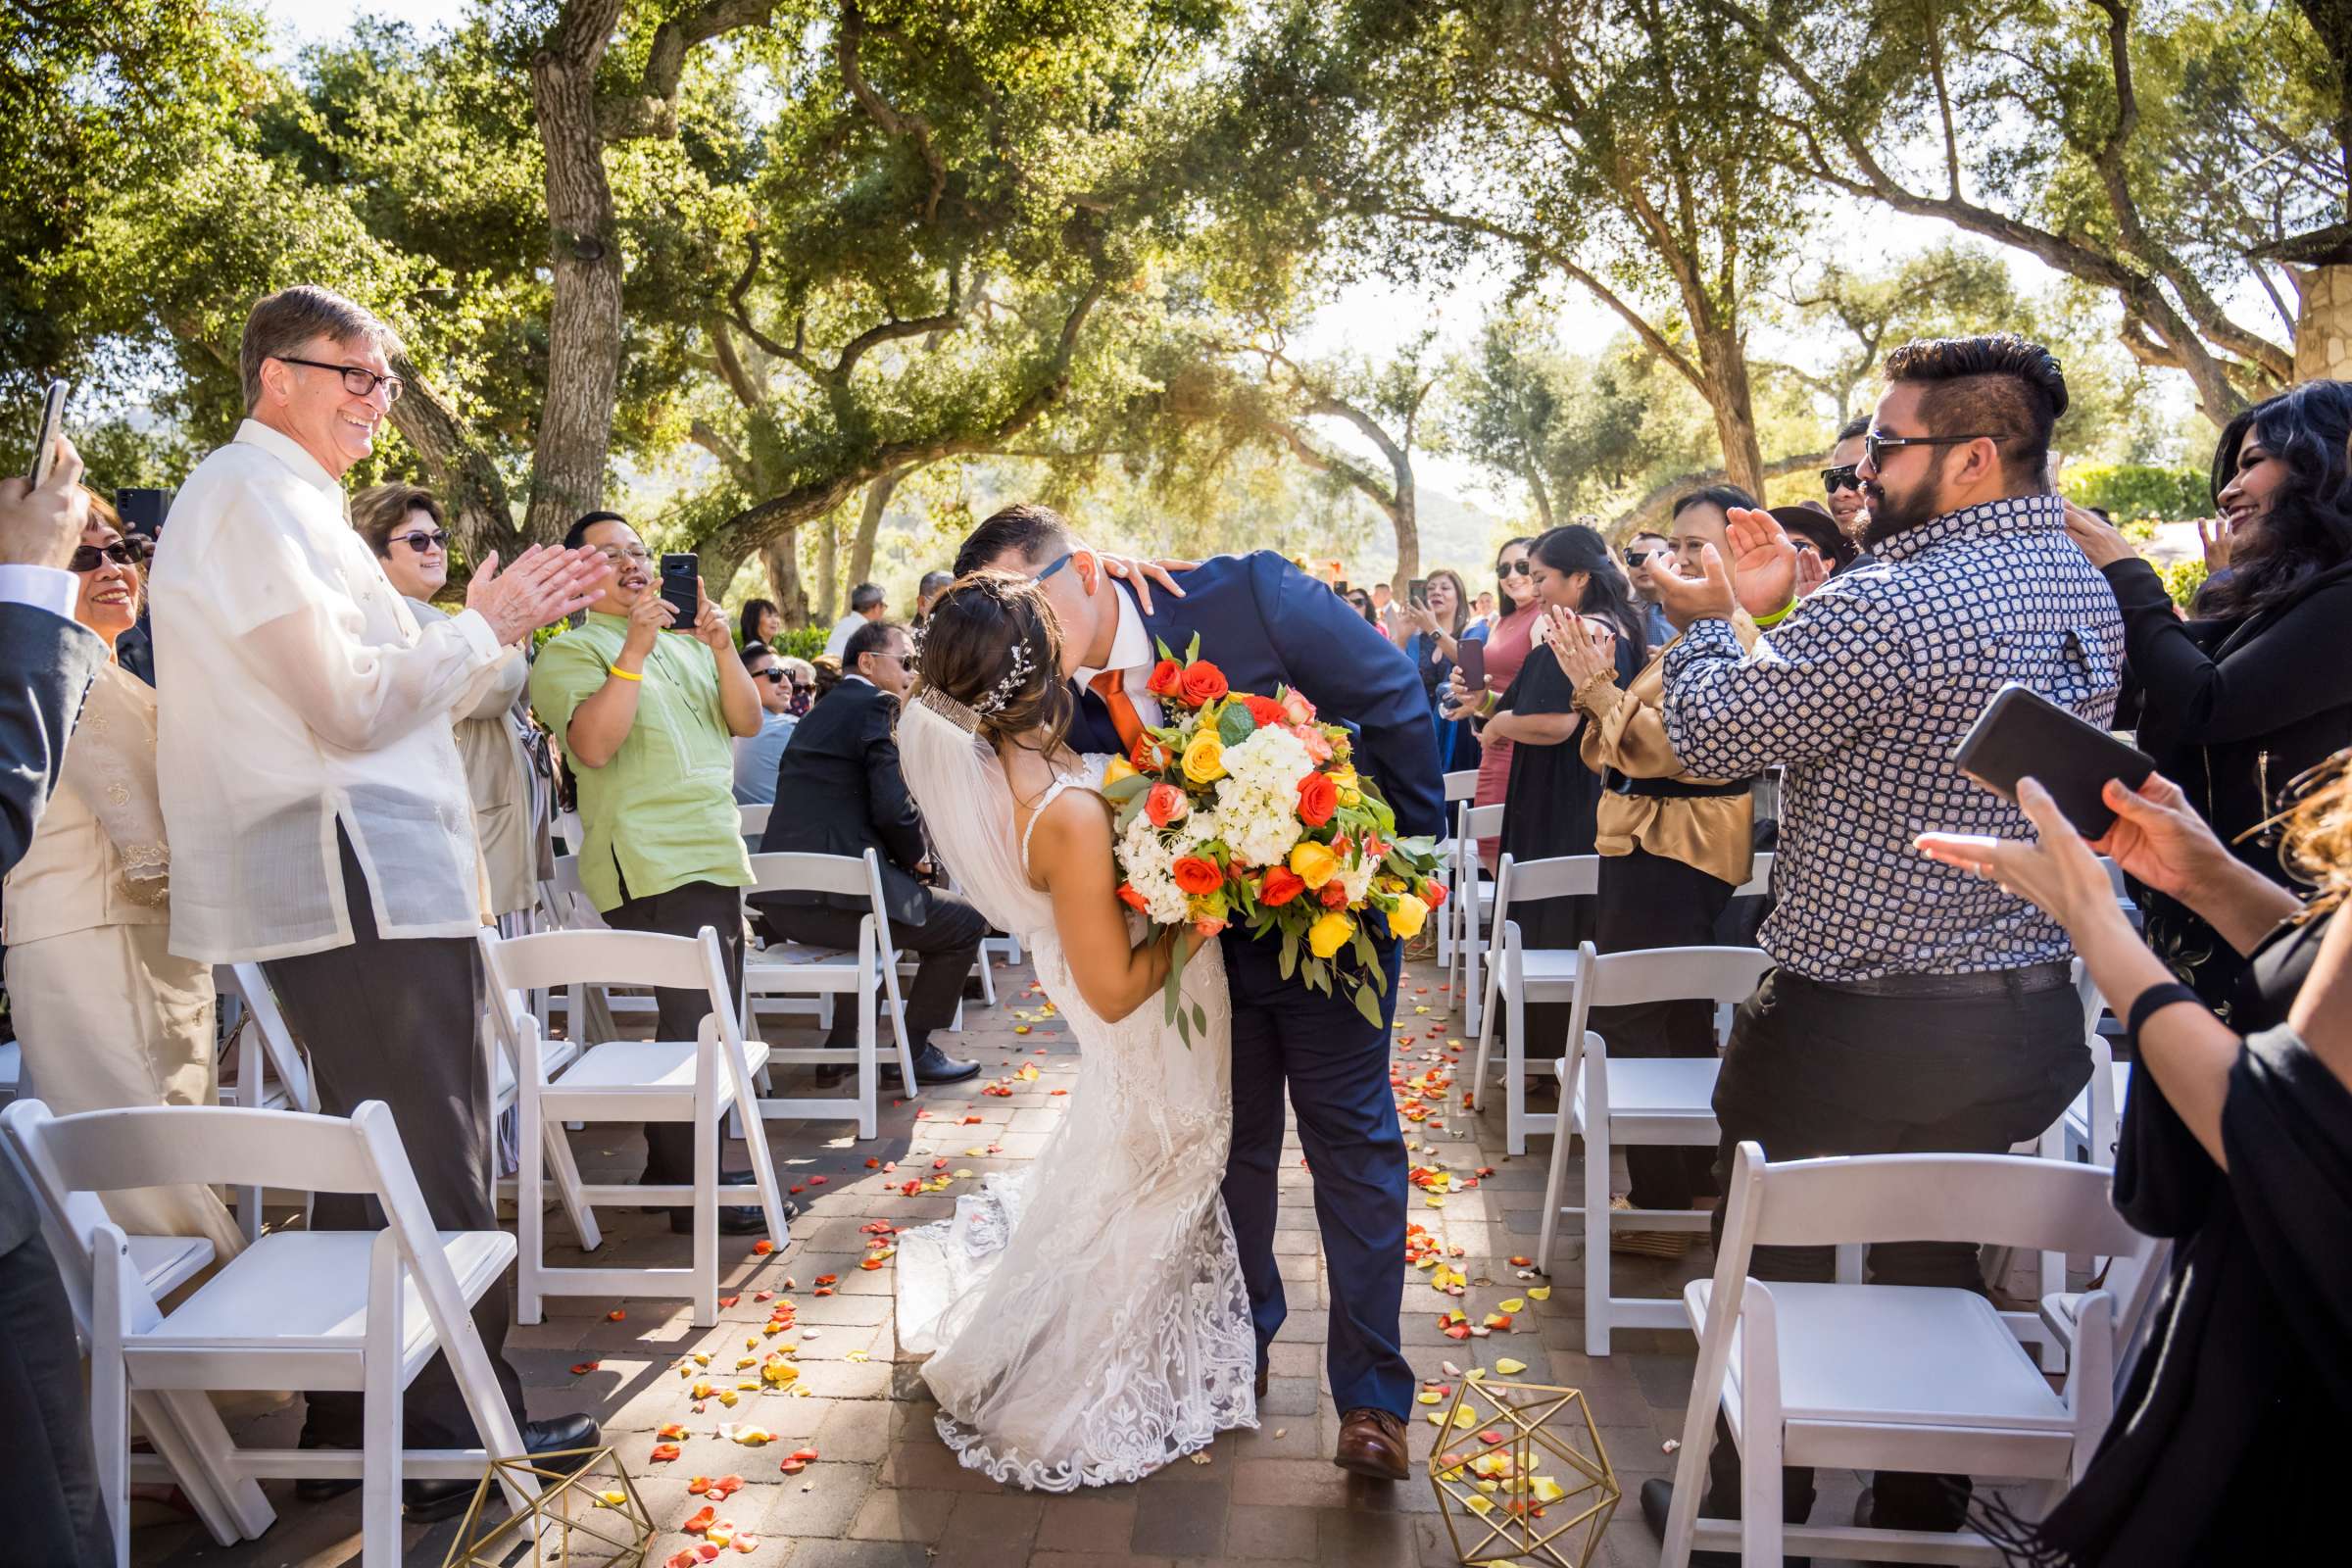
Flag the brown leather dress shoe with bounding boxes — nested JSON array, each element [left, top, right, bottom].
[[1333, 1407, 1410, 1481], [1255, 1368, 1268, 1399]]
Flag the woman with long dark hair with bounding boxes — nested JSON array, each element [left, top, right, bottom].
[[2066, 378, 2352, 1016], [1400, 568, 1485, 771], [1472, 525, 1644, 1093], [739, 597, 782, 650], [1448, 536, 1543, 864]]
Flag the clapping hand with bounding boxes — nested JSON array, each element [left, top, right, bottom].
[[2195, 515, 2232, 573], [1794, 545, 1830, 598], [1647, 541, 1740, 630], [466, 544, 612, 646], [1543, 605, 1615, 688]]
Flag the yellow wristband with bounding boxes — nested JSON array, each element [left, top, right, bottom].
[[607, 663, 643, 682], [1752, 597, 1798, 629]]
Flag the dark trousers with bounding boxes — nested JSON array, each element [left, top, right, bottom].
[[1593, 847, 1735, 1209], [0, 1231, 112, 1566], [755, 889, 987, 1053], [1703, 967, 2089, 1531], [262, 831, 525, 1448], [1220, 932, 1413, 1419], [602, 876, 746, 1185]]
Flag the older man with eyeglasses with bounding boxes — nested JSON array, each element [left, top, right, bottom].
[[148, 284, 609, 1515]]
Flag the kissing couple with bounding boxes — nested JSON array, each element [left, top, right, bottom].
[[890, 504, 1446, 1489]]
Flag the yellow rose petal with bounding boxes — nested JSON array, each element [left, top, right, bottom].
[[1527, 1286, 1551, 1301], [1494, 1357, 1528, 1376]]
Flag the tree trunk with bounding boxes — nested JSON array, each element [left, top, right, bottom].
[[1695, 323, 1766, 500], [761, 530, 812, 631], [387, 359, 523, 560], [1524, 465, 1555, 530], [1388, 477, 1421, 597], [849, 466, 906, 592], [523, 0, 627, 544], [817, 517, 841, 624]]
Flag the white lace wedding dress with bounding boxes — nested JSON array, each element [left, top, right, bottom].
[[894, 728, 1258, 1491]]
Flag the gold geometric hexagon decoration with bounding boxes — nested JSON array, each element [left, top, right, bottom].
[[442, 1446, 653, 1568], [1426, 1378, 1619, 1568]]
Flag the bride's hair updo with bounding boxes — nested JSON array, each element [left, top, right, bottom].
[[913, 570, 1075, 758]]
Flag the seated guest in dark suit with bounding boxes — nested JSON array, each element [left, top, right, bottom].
[[753, 618, 983, 1085]]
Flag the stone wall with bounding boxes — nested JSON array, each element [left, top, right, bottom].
[[2294, 265, 2352, 382]]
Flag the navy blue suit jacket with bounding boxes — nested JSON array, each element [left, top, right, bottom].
[[1068, 552, 1446, 841]]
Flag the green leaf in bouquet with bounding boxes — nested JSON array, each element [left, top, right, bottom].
[[1216, 703, 1255, 746], [1116, 795, 1148, 834], [1154, 634, 1179, 663], [1304, 956, 1329, 994], [1278, 927, 1299, 980], [1185, 631, 1201, 662], [1351, 979, 1386, 1029], [1191, 1002, 1206, 1036], [1162, 937, 1189, 1042], [1101, 772, 1152, 803]]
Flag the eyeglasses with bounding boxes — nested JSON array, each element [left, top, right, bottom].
[[1499, 560, 1533, 577], [70, 538, 148, 572], [595, 545, 653, 566], [273, 356, 405, 405], [1820, 465, 1861, 494], [1864, 429, 2011, 469], [387, 528, 450, 555], [1037, 551, 1076, 581]]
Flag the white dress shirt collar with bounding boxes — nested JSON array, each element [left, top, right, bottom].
[[233, 417, 346, 499], [1075, 580, 1151, 685]]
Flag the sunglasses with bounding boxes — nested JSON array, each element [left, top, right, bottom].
[[1820, 465, 1861, 494], [1623, 547, 1663, 566], [387, 528, 450, 555], [752, 667, 789, 684], [1863, 429, 2011, 469], [1499, 560, 1533, 577], [70, 538, 148, 572]]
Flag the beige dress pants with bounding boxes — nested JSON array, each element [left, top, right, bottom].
[[6, 923, 245, 1259]]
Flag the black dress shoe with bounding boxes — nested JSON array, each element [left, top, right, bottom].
[[404, 1414, 603, 1521], [1640, 1477, 1810, 1568], [1254, 1368, 1268, 1399], [295, 1413, 603, 1515], [910, 1044, 981, 1085]]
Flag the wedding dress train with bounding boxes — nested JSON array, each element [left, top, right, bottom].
[[894, 747, 1257, 1490]]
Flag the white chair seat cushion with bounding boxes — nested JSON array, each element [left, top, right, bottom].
[[1687, 1279, 2072, 1433], [1566, 1056, 1720, 1118], [552, 1038, 770, 1092], [147, 1230, 515, 1354], [128, 1234, 217, 1298]]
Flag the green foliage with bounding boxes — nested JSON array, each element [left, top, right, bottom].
[[2160, 556, 2212, 610], [770, 626, 832, 662], [2062, 464, 2213, 524]]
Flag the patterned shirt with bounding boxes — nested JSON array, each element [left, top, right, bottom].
[[1661, 493, 2124, 980]]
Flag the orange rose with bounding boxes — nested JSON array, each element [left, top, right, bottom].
[[1259, 866, 1307, 906], [1296, 771, 1339, 827], [1242, 693, 1288, 728], [1116, 883, 1150, 912], [1178, 660, 1228, 705], [1194, 914, 1228, 938], [1172, 857, 1223, 896], [1422, 880, 1447, 908], [1318, 880, 1349, 908], [1294, 723, 1333, 763], [1280, 690, 1315, 724], [1145, 659, 1184, 698], [1144, 782, 1190, 827], [1129, 732, 1169, 773]]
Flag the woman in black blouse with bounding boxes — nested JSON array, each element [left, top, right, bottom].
[[2065, 379, 2352, 1016], [1919, 750, 2352, 1567]]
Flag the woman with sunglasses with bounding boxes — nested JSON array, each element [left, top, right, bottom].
[[353, 482, 551, 923], [1, 493, 243, 1256], [1446, 536, 1543, 866]]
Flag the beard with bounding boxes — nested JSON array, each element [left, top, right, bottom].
[[1861, 476, 1941, 548]]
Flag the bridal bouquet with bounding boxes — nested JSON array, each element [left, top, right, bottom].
[[1102, 635, 1446, 1043]]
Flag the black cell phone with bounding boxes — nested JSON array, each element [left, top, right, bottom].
[[1454, 637, 1487, 697], [1952, 683, 2155, 838], [115, 487, 173, 541], [27, 379, 69, 484], [659, 552, 699, 629], [1407, 576, 1428, 608]]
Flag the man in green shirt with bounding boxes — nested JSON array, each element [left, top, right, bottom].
[[529, 511, 772, 1234]]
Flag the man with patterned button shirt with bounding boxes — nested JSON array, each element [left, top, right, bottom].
[[1638, 333, 2123, 1554]]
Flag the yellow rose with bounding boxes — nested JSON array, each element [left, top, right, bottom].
[[1288, 839, 1340, 888], [1331, 764, 1362, 807], [1102, 755, 1138, 787], [1385, 895, 1428, 940], [1307, 909, 1356, 959], [1181, 732, 1226, 784]]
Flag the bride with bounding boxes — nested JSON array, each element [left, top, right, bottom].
[[892, 570, 1258, 1489]]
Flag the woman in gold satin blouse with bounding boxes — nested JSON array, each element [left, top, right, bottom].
[[1, 493, 241, 1256], [1547, 487, 1762, 1247]]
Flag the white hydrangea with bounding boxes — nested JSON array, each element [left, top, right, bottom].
[[1336, 855, 1375, 904], [1115, 808, 1192, 925], [1212, 726, 1315, 866]]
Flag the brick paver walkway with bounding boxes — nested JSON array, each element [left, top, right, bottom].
[[126, 947, 1871, 1567]]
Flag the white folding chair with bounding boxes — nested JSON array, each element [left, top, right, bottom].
[[2039, 1232, 2171, 1402], [217, 964, 319, 1242], [0, 1119, 259, 1554], [1658, 1145, 2145, 1567], [1729, 850, 1774, 901], [1533, 943, 1775, 1354], [1453, 803, 1504, 1032], [738, 850, 920, 1141], [1467, 852, 1598, 1153], [478, 974, 597, 1241], [5, 1100, 539, 1568], [1433, 768, 1479, 969], [739, 802, 771, 849], [531, 855, 661, 1036], [477, 926, 790, 1327]]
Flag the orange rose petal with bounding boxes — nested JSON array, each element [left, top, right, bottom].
[[652, 1444, 682, 1462], [658, 1423, 688, 1440], [717, 1295, 739, 1308], [684, 1505, 716, 1534], [778, 1458, 806, 1475], [732, 1534, 759, 1554], [751, 1240, 774, 1255], [570, 1361, 601, 1375], [607, 1309, 626, 1321]]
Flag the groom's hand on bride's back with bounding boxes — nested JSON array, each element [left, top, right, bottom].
[[1097, 554, 1197, 613]]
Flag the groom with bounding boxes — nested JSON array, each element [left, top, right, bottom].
[[957, 505, 1443, 1480]]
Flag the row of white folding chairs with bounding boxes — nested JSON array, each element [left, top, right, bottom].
[[1658, 1143, 2154, 1567], [1431, 767, 1479, 972], [1466, 850, 1773, 1155], [3, 1099, 536, 1567]]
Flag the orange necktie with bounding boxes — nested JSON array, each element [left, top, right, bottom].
[[1089, 669, 1146, 754]]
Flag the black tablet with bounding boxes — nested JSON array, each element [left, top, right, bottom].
[[1952, 683, 2155, 839]]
